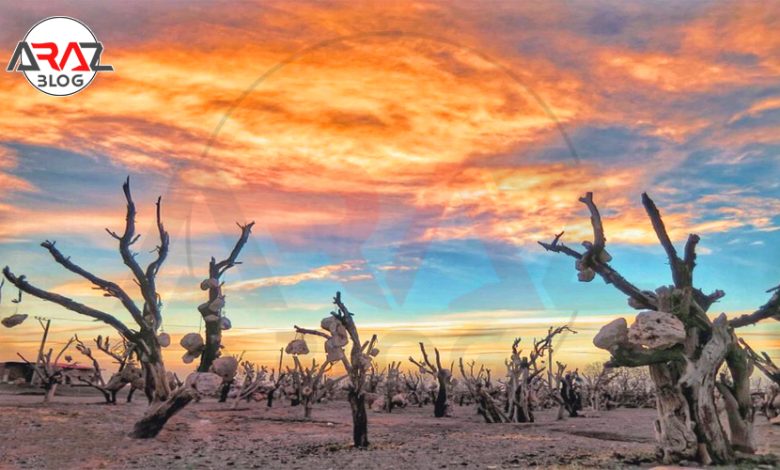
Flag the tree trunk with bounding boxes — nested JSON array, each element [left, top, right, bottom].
[[218, 379, 232, 403], [720, 343, 755, 453], [434, 379, 447, 418], [348, 391, 369, 448], [130, 386, 196, 438], [267, 389, 275, 408], [650, 363, 699, 463], [43, 383, 57, 404], [197, 261, 223, 373], [139, 337, 171, 404]]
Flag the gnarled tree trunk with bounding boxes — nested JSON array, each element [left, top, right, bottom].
[[349, 390, 369, 448]]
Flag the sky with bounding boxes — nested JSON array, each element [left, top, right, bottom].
[[0, 0, 778, 375]]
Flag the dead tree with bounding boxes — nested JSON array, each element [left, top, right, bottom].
[[194, 222, 254, 372], [504, 327, 574, 422], [5, 178, 187, 437], [231, 360, 269, 409], [540, 192, 780, 465], [17, 319, 74, 403], [74, 334, 142, 403], [410, 342, 451, 417], [739, 339, 780, 420], [266, 348, 286, 408], [383, 361, 402, 412], [581, 362, 618, 410], [403, 372, 426, 407], [459, 358, 508, 423], [740, 339, 780, 386], [559, 368, 582, 418], [285, 354, 332, 419], [295, 291, 378, 448]]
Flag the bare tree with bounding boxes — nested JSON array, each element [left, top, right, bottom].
[[383, 361, 402, 413], [286, 354, 333, 419], [580, 362, 618, 411], [540, 192, 780, 464], [739, 339, 780, 386], [195, 222, 254, 372], [74, 334, 142, 403], [294, 292, 378, 448], [409, 342, 451, 418], [504, 327, 574, 423], [17, 319, 74, 403], [4, 178, 207, 437], [459, 358, 507, 423]]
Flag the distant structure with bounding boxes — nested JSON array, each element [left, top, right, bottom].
[[0, 361, 94, 385]]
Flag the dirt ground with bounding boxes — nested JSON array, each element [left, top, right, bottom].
[[0, 389, 778, 469]]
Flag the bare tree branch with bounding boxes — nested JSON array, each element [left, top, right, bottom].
[[3, 267, 135, 340], [729, 286, 780, 328], [641, 193, 691, 288], [108, 177, 164, 329], [40, 240, 145, 327], [215, 222, 255, 276], [539, 232, 657, 309]]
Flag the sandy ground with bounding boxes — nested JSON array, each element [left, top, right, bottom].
[[0, 389, 778, 469]]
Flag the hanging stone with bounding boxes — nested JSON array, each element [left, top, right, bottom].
[[1, 313, 28, 328], [285, 338, 309, 355], [208, 297, 225, 312], [180, 332, 205, 354], [157, 332, 171, 348]]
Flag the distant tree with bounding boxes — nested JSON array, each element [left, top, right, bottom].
[[16, 318, 73, 403], [295, 292, 378, 448], [410, 342, 451, 418]]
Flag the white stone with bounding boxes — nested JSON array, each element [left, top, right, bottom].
[[593, 318, 629, 351], [628, 310, 686, 350], [210, 356, 238, 380], [578, 268, 596, 282], [187, 372, 222, 395], [208, 297, 225, 312], [180, 332, 204, 353], [1, 313, 27, 328], [285, 338, 309, 355]]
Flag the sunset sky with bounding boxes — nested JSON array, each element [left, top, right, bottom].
[[1, 0, 778, 374]]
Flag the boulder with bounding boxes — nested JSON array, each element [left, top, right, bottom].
[[391, 393, 408, 408], [210, 356, 238, 380], [371, 396, 385, 412], [220, 316, 232, 331], [200, 278, 220, 291], [187, 372, 222, 395], [593, 318, 629, 351], [157, 332, 171, 348], [628, 311, 686, 350]]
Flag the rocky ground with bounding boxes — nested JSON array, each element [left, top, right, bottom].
[[0, 389, 778, 469]]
